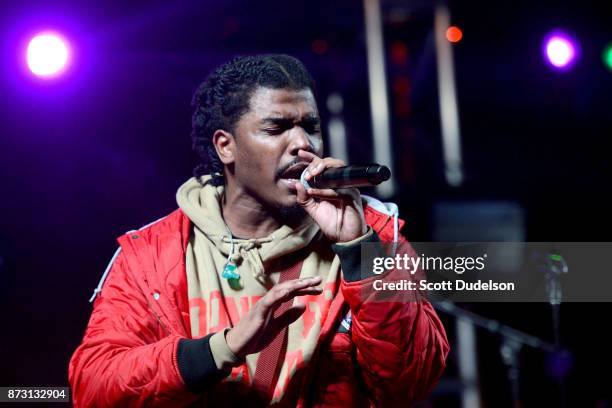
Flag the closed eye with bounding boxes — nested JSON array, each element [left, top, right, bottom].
[[299, 117, 321, 134], [262, 118, 292, 135], [261, 116, 321, 135], [263, 126, 286, 135]]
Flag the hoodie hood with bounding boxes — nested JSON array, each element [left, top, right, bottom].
[[176, 176, 321, 280]]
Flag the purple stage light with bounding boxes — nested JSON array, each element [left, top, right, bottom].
[[546, 37, 574, 66], [543, 31, 579, 71], [26, 32, 70, 78]]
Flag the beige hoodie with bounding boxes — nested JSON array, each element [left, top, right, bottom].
[[176, 175, 343, 403]]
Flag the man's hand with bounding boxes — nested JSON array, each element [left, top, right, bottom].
[[225, 276, 323, 358], [295, 149, 367, 243]]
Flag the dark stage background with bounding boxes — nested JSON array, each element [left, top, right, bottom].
[[1, 0, 611, 406]]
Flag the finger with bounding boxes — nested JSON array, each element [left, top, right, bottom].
[[304, 158, 346, 181], [297, 275, 322, 286], [295, 181, 318, 213], [262, 276, 322, 310], [305, 188, 364, 207], [283, 275, 322, 289], [274, 277, 322, 296], [310, 186, 361, 199], [262, 288, 322, 313], [297, 149, 320, 161], [263, 287, 322, 314], [303, 159, 323, 181], [291, 287, 324, 296], [305, 188, 342, 199]]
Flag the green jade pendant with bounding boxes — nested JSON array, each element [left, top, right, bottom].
[[222, 261, 243, 290]]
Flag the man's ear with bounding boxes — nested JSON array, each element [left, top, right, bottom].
[[212, 129, 235, 165]]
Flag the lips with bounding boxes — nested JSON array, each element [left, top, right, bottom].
[[279, 163, 308, 180], [278, 163, 308, 192]]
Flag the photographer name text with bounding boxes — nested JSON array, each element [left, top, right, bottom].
[[373, 279, 515, 291]]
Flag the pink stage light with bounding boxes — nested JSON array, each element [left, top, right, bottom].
[[27, 32, 70, 78], [543, 31, 579, 71]]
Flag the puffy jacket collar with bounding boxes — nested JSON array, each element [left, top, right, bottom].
[[89, 199, 404, 309]]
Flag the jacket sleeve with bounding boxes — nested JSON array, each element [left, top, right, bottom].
[[68, 250, 223, 407], [333, 231, 450, 407]]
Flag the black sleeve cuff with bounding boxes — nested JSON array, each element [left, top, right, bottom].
[[177, 334, 228, 394], [332, 231, 383, 282]]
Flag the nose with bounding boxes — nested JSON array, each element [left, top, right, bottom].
[[287, 126, 314, 155]]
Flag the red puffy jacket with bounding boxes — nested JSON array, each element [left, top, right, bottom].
[[69, 202, 449, 407]]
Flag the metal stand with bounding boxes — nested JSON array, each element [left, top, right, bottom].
[[434, 301, 555, 407], [542, 250, 568, 348], [500, 337, 522, 408], [543, 250, 569, 407]]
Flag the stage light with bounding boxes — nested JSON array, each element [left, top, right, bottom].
[[546, 38, 574, 66], [543, 31, 579, 71], [311, 39, 328, 55], [603, 43, 612, 71], [27, 32, 70, 77], [446, 26, 463, 43]]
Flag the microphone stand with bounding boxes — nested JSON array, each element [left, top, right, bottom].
[[541, 250, 567, 348], [541, 249, 569, 408], [433, 300, 555, 408]]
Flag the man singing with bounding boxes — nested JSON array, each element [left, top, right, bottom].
[[69, 54, 449, 407]]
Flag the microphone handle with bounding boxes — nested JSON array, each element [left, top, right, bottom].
[[310, 164, 391, 189]]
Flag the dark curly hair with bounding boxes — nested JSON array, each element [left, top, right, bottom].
[[191, 54, 316, 186]]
